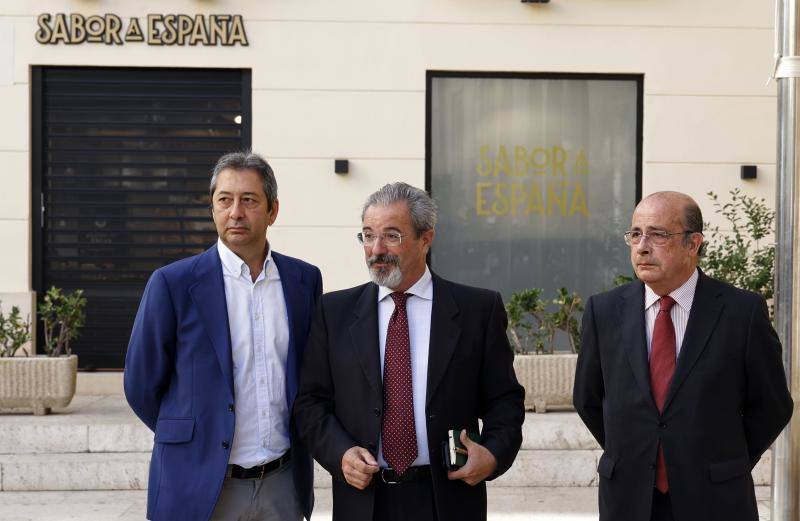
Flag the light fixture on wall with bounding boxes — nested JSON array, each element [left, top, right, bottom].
[[740, 165, 757, 180], [335, 159, 349, 175]]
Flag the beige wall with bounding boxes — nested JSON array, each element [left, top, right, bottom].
[[0, 0, 777, 293]]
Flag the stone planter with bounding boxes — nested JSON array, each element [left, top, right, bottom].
[[0, 355, 78, 415], [513, 353, 577, 413]]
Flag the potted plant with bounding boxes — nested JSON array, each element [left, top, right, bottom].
[[508, 287, 583, 412], [0, 287, 86, 415], [0, 305, 31, 357]]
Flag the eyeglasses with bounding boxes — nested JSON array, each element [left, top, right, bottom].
[[357, 232, 405, 247], [624, 230, 694, 246]]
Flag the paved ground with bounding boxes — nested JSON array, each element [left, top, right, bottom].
[[0, 395, 137, 424], [0, 486, 772, 520], [0, 395, 775, 519]]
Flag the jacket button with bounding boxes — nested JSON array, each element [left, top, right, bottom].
[[228, 404, 235, 412], [373, 408, 381, 416], [428, 414, 436, 419], [649, 463, 656, 470], [222, 441, 230, 449], [658, 422, 667, 429]]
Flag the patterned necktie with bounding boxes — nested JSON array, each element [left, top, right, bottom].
[[649, 295, 676, 493], [381, 292, 417, 475]]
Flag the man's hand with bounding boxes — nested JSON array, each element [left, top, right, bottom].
[[447, 430, 498, 486], [341, 446, 380, 490]]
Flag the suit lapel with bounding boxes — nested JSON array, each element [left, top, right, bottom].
[[620, 281, 655, 409], [348, 283, 382, 397], [272, 251, 304, 406], [426, 274, 461, 407], [662, 272, 724, 412], [189, 246, 234, 400]]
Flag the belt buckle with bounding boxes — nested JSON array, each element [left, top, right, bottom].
[[380, 468, 400, 485]]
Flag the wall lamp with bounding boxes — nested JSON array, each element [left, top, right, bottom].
[[335, 159, 349, 175], [740, 165, 757, 180]]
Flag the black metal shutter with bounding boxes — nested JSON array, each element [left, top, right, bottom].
[[32, 67, 252, 369]]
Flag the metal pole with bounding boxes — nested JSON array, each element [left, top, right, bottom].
[[772, 0, 800, 517]]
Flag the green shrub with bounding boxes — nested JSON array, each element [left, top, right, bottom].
[[505, 288, 546, 354], [0, 304, 31, 357], [611, 274, 634, 288], [701, 189, 774, 316], [39, 287, 87, 356], [548, 288, 583, 354], [506, 287, 583, 354]]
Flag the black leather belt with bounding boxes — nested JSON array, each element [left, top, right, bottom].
[[227, 450, 291, 479], [379, 465, 431, 485]]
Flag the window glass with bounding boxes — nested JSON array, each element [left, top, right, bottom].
[[430, 75, 640, 301]]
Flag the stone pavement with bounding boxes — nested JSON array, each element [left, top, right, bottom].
[[0, 394, 775, 519], [0, 486, 773, 520], [0, 396, 774, 491]]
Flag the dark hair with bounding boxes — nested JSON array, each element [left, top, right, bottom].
[[361, 182, 437, 236], [209, 150, 277, 210], [682, 199, 706, 257]]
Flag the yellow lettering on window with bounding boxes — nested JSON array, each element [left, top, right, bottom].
[[574, 149, 589, 175], [494, 146, 510, 177], [475, 182, 492, 216], [569, 182, 589, 216], [476, 145, 492, 177], [547, 182, 567, 216], [525, 183, 544, 216], [492, 183, 510, 215]]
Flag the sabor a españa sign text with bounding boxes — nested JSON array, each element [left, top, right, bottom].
[[36, 13, 248, 46]]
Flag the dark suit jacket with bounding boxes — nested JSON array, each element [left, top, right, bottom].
[[124, 246, 322, 521], [293, 273, 525, 521], [574, 272, 792, 521]]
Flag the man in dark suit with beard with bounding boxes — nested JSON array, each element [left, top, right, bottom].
[[294, 182, 525, 521], [574, 191, 792, 521]]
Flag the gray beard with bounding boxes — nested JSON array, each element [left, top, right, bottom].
[[369, 264, 403, 289]]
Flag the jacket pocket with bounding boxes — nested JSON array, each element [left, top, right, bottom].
[[709, 456, 750, 483], [154, 418, 195, 444], [597, 452, 615, 479]]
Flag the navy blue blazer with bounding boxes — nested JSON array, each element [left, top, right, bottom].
[[124, 245, 322, 521]]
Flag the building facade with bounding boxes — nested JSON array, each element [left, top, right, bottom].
[[0, 0, 776, 368]]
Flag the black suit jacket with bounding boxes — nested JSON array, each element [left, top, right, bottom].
[[574, 272, 792, 521], [293, 273, 525, 521]]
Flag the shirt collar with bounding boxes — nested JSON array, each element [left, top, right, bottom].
[[217, 239, 274, 281], [644, 268, 699, 313], [377, 265, 433, 303]]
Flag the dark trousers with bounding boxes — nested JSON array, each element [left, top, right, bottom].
[[373, 474, 437, 521], [651, 489, 674, 521]]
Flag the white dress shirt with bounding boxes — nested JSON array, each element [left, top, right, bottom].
[[217, 239, 291, 468], [644, 268, 699, 359], [377, 266, 433, 468]]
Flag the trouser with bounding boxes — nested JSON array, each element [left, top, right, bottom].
[[372, 468, 437, 521], [210, 460, 302, 521]]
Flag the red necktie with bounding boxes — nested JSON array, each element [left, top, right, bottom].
[[381, 292, 417, 475], [649, 295, 676, 493]]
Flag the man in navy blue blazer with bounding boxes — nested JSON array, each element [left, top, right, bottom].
[[124, 151, 322, 521]]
